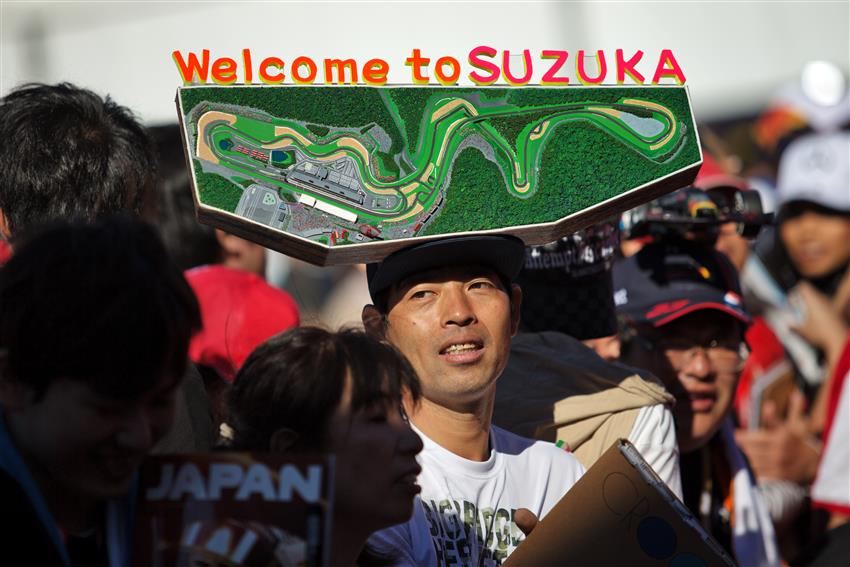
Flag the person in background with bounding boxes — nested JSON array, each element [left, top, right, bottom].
[[148, 124, 222, 272], [692, 154, 817, 558], [0, 83, 155, 240], [224, 327, 424, 567], [742, 132, 850, 417], [614, 242, 779, 567], [363, 235, 584, 565], [794, 332, 850, 567], [493, 222, 681, 497], [0, 217, 201, 567], [733, 134, 850, 556], [0, 83, 215, 453], [186, 265, 300, 432], [148, 125, 300, 431]]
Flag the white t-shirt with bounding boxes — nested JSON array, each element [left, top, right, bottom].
[[369, 423, 585, 566], [629, 404, 682, 499]]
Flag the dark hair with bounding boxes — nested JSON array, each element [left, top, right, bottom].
[[0, 83, 157, 237], [0, 216, 201, 399], [148, 124, 221, 271], [227, 327, 421, 451]]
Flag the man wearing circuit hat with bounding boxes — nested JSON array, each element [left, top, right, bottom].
[[364, 235, 584, 566], [614, 241, 779, 567], [493, 222, 681, 498]]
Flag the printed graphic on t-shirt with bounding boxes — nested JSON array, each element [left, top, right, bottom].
[[420, 498, 525, 566]]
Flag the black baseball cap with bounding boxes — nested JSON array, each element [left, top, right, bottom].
[[517, 220, 620, 340], [366, 235, 526, 304], [612, 242, 750, 328]]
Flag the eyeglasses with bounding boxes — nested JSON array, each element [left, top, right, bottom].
[[637, 335, 748, 374]]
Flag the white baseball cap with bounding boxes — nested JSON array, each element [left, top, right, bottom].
[[777, 131, 850, 213]]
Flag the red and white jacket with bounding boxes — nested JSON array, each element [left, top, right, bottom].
[[811, 336, 850, 516]]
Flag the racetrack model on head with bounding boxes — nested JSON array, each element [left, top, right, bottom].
[[177, 85, 702, 265]]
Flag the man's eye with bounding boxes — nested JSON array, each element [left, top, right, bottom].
[[469, 281, 495, 290], [410, 289, 434, 299]]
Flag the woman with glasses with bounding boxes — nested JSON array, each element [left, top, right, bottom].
[[614, 242, 780, 567]]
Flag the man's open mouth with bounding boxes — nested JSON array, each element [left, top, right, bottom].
[[441, 342, 482, 355]]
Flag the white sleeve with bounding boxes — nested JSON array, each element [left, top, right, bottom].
[[628, 404, 682, 500], [367, 498, 437, 566]]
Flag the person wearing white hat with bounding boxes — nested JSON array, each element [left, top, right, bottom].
[[776, 131, 850, 284], [773, 132, 850, 410], [734, 132, 850, 562]]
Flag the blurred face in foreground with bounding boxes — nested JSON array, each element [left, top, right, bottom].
[[626, 311, 745, 453], [780, 204, 850, 279], [327, 374, 423, 528], [4, 373, 181, 503], [382, 265, 522, 412]]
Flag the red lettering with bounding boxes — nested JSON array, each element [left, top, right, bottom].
[[292, 56, 317, 84], [211, 57, 238, 85], [259, 57, 285, 84], [324, 59, 358, 84], [616, 49, 645, 84], [405, 49, 431, 84], [652, 49, 686, 84], [646, 299, 690, 319], [242, 49, 253, 83], [468, 45, 499, 86], [363, 58, 389, 85], [502, 49, 533, 86], [435, 56, 461, 86], [541, 50, 569, 85], [172, 50, 210, 84], [576, 50, 607, 85]]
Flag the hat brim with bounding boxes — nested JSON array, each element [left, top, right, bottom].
[[645, 301, 751, 328], [367, 235, 525, 302]]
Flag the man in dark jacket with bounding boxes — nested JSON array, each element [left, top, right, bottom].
[[0, 218, 200, 566], [614, 241, 779, 566], [0, 83, 216, 452]]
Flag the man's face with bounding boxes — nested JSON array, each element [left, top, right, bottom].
[[780, 206, 850, 279], [626, 311, 744, 453], [380, 265, 521, 411], [7, 374, 181, 502]]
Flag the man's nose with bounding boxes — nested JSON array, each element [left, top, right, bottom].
[[682, 347, 713, 380], [440, 286, 475, 327]]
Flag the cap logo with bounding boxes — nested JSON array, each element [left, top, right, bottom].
[[646, 299, 690, 319], [723, 291, 742, 307], [614, 288, 628, 306]]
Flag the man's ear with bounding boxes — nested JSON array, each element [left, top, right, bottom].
[[362, 305, 386, 337], [509, 284, 523, 337], [269, 428, 300, 452], [0, 350, 31, 411], [0, 208, 12, 241]]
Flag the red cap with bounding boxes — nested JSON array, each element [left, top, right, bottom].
[[186, 265, 299, 381], [0, 240, 11, 267], [694, 153, 748, 192]]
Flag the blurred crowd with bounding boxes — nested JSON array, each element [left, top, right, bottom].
[[0, 64, 848, 567]]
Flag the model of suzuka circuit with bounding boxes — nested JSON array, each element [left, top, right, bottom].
[[176, 83, 703, 265]]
